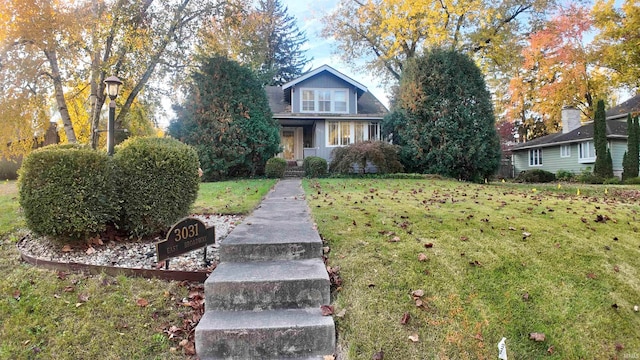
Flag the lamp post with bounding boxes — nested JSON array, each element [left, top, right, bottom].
[[104, 76, 123, 156]]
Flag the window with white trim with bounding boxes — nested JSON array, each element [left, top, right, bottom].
[[560, 145, 571, 158], [529, 148, 543, 166], [326, 121, 381, 146], [579, 141, 595, 162], [300, 88, 349, 113]]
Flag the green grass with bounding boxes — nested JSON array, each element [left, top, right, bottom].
[[303, 178, 640, 359], [0, 179, 274, 360], [192, 179, 276, 214]]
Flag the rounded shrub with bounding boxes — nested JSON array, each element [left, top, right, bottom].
[[515, 169, 556, 183], [304, 156, 327, 178], [556, 170, 575, 181], [329, 141, 403, 175], [265, 157, 287, 178], [19, 144, 119, 240], [113, 137, 200, 238]]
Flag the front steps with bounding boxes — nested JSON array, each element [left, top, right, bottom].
[[284, 165, 305, 178], [195, 180, 335, 359]]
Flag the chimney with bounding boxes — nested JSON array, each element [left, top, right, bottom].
[[561, 106, 581, 134]]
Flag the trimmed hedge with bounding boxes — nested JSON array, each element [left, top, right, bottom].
[[516, 169, 556, 183], [265, 157, 287, 178], [19, 144, 119, 240], [113, 137, 200, 238], [303, 156, 327, 178]]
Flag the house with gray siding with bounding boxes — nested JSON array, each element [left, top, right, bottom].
[[511, 95, 640, 178], [266, 65, 387, 164]]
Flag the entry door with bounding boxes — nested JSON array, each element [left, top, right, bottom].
[[282, 129, 295, 160]]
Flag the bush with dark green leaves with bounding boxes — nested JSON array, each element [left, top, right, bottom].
[[303, 156, 327, 178], [593, 100, 614, 179], [576, 167, 604, 184], [623, 177, 640, 185], [556, 170, 575, 181], [383, 48, 501, 182], [18, 144, 119, 241], [168, 56, 280, 181], [113, 137, 200, 238], [265, 157, 286, 178], [329, 141, 403, 175], [622, 114, 639, 181], [516, 169, 556, 183]]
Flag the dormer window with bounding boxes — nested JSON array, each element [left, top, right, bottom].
[[300, 88, 349, 113]]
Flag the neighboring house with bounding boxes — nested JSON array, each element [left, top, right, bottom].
[[511, 95, 640, 178], [266, 65, 388, 164]]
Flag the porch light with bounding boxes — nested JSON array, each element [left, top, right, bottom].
[[104, 76, 123, 100]]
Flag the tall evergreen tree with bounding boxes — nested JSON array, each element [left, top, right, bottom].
[[593, 99, 613, 179], [383, 48, 501, 182], [622, 114, 639, 180], [168, 56, 280, 181], [255, 0, 311, 85], [199, 0, 310, 86]]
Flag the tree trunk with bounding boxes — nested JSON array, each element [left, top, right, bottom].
[[44, 48, 77, 143]]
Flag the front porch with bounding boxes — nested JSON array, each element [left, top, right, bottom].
[[278, 120, 317, 163]]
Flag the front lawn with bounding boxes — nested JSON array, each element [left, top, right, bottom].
[[0, 179, 273, 360], [304, 178, 640, 359]]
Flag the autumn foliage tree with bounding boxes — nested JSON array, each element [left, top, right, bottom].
[[507, 5, 611, 139], [167, 56, 280, 181], [384, 49, 501, 181]]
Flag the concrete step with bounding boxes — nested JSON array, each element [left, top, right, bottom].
[[205, 259, 330, 311], [220, 217, 322, 262], [195, 308, 335, 360]]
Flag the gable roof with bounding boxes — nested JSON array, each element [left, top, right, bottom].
[[606, 94, 640, 120], [512, 120, 628, 151], [265, 85, 387, 117], [281, 65, 368, 93]]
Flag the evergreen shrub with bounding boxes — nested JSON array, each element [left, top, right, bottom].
[[556, 170, 575, 181], [18, 144, 119, 240], [265, 157, 286, 178], [113, 137, 200, 237], [516, 169, 556, 183], [303, 156, 327, 178]]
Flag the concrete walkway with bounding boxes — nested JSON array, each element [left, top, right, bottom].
[[195, 179, 335, 359]]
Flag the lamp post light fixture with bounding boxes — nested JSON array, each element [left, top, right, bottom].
[[104, 75, 123, 156]]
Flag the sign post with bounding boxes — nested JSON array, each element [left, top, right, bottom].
[[156, 217, 215, 268]]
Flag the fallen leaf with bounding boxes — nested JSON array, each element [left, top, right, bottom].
[[324, 356, 336, 360], [388, 236, 401, 243], [634, 305, 638, 312], [587, 272, 597, 279], [529, 332, 545, 342], [522, 292, 530, 301], [78, 293, 89, 303], [460, 236, 469, 241], [183, 341, 196, 355], [408, 334, 419, 342], [336, 309, 347, 318], [547, 345, 554, 354], [320, 305, 334, 316], [63, 286, 75, 293], [615, 343, 624, 352], [424, 243, 434, 248], [469, 260, 483, 267], [61, 245, 72, 252], [417, 253, 428, 262], [12, 290, 20, 301], [372, 350, 384, 360], [474, 333, 484, 341], [57, 271, 67, 280], [136, 298, 149, 307], [400, 312, 411, 325], [85, 246, 96, 255], [612, 303, 619, 309], [614, 265, 620, 272], [522, 232, 531, 239], [411, 289, 425, 298]]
